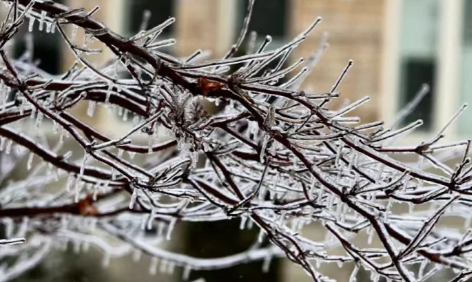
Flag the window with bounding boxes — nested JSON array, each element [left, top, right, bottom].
[[13, 31, 62, 75], [10, 1, 63, 102], [234, 0, 290, 86], [239, 0, 288, 39], [237, 0, 288, 50], [125, 0, 174, 37], [13, 0, 63, 76], [124, 0, 175, 55], [397, 0, 439, 131], [400, 59, 435, 127]]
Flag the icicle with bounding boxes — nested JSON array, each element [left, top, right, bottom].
[[370, 272, 379, 282], [159, 259, 168, 274], [123, 56, 130, 67], [38, 11, 46, 31], [367, 227, 375, 245], [66, 174, 74, 192], [102, 254, 111, 268], [83, 33, 92, 47], [52, 120, 58, 134], [166, 218, 176, 240], [59, 127, 65, 144], [129, 188, 137, 209], [52, 167, 59, 181], [5, 139, 12, 154], [5, 219, 12, 237], [247, 218, 254, 229], [259, 135, 270, 163], [28, 15, 35, 32], [27, 152, 34, 170], [71, 24, 78, 42], [317, 186, 325, 205], [73, 241, 81, 254], [19, 98, 25, 115], [337, 260, 343, 268], [82, 241, 90, 253], [105, 88, 112, 108], [51, 22, 56, 33], [335, 201, 343, 220], [132, 115, 140, 126], [249, 121, 258, 136], [0, 137, 5, 151], [18, 217, 29, 237], [1, 87, 9, 111], [45, 21, 52, 33], [35, 112, 43, 128], [258, 229, 265, 243], [30, 106, 36, 119], [156, 222, 164, 237], [92, 182, 99, 201], [189, 152, 198, 169], [349, 265, 359, 282], [122, 109, 128, 121], [183, 265, 192, 280], [384, 198, 393, 220], [61, 214, 69, 228], [118, 149, 124, 158], [278, 211, 286, 227], [239, 216, 248, 230], [128, 151, 136, 159], [149, 257, 159, 276], [132, 249, 142, 262], [335, 142, 345, 167], [141, 214, 147, 230], [148, 135, 153, 154], [0, 80, 4, 97], [110, 167, 116, 180], [102, 180, 110, 192], [418, 259, 428, 278], [79, 153, 88, 179], [74, 182, 84, 203], [87, 101, 96, 117], [147, 208, 156, 230], [262, 253, 272, 273]]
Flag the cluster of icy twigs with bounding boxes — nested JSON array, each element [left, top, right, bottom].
[[0, 0, 472, 281]]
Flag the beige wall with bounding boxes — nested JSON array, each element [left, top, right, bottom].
[[57, 0, 386, 127], [175, 0, 236, 57], [63, 0, 126, 136], [291, 0, 385, 123]]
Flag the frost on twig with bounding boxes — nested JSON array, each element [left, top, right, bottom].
[[0, 238, 25, 246], [0, 1, 471, 282]]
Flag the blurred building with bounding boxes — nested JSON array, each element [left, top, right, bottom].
[[14, 0, 472, 142], [6, 0, 472, 281]]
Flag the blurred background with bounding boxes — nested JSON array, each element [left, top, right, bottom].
[[2, 0, 472, 281]]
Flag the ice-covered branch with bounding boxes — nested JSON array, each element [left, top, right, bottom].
[[0, 0, 471, 281]]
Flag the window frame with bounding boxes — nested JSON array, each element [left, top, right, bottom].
[[122, 0, 176, 55], [380, 0, 464, 144]]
